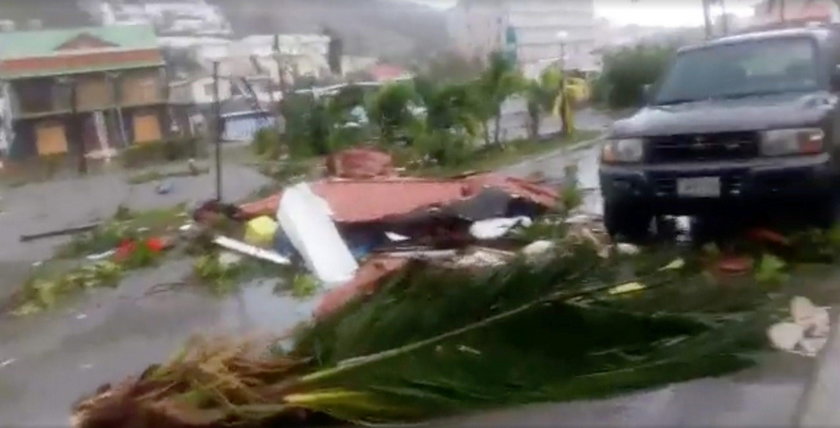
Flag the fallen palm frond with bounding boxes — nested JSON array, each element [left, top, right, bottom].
[[73, 236, 792, 428]]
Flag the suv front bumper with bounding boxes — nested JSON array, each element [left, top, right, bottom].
[[599, 153, 834, 215]]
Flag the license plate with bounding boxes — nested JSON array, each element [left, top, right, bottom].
[[677, 176, 720, 198]]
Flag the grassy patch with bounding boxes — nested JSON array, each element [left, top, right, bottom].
[[414, 130, 600, 177], [12, 260, 125, 316]]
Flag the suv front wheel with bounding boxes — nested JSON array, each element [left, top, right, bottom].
[[604, 201, 653, 242]]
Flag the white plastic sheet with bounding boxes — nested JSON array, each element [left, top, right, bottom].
[[277, 183, 359, 287], [469, 217, 532, 240]]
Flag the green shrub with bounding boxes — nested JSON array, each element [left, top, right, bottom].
[[413, 129, 472, 167], [252, 128, 282, 158]]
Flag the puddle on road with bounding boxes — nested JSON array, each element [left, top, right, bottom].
[[220, 278, 320, 333], [0, 261, 320, 426]]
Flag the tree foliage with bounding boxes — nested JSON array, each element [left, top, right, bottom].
[[367, 82, 419, 145], [525, 68, 563, 139], [597, 45, 674, 109], [476, 52, 527, 145], [271, 51, 569, 167]]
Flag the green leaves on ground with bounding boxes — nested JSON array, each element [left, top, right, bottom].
[[14, 261, 125, 315], [755, 254, 789, 285]]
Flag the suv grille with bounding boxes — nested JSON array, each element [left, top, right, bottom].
[[647, 132, 759, 163], [651, 172, 746, 198]]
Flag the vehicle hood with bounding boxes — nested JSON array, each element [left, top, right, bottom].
[[611, 92, 837, 137]]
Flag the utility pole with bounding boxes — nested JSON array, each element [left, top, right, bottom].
[[702, 0, 713, 39], [721, 0, 729, 35], [212, 60, 222, 201], [273, 34, 287, 94], [69, 78, 87, 174], [780, 0, 786, 23]]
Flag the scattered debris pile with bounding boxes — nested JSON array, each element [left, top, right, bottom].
[[72, 237, 792, 428], [194, 147, 564, 310], [768, 296, 831, 357]]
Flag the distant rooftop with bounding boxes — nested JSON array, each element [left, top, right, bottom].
[[0, 24, 159, 60], [0, 25, 163, 79]]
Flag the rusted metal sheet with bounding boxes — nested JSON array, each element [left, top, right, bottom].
[[326, 147, 396, 179], [315, 256, 409, 319], [240, 174, 558, 223]]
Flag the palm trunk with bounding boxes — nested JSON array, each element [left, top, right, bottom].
[[493, 108, 501, 146], [528, 113, 540, 140]]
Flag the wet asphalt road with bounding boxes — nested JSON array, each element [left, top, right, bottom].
[[0, 110, 820, 426]]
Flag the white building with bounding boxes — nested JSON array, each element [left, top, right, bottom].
[[170, 75, 233, 106], [449, 0, 598, 78], [239, 34, 331, 78], [161, 33, 330, 88], [100, 0, 232, 37]]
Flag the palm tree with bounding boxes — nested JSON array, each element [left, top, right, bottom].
[[525, 68, 562, 140], [475, 52, 525, 146], [367, 82, 418, 145]]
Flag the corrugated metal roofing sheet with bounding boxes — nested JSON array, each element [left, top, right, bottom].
[[239, 174, 558, 224]]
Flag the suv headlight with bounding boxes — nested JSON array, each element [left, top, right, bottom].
[[760, 128, 824, 156], [602, 138, 644, 163]]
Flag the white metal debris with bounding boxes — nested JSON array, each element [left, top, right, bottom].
[[217, 251, 244, 268], [453, 248, 514, 268], [615, 243, 641, 256], [768, 297, 831, 357], [86, 249, 116, 261], [276, 183, 358, 287], [213, 236, 290, 265], [522, 240, 555, 264], [469, 217, 532, 240]]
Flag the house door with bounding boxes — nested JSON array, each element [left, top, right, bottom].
[[35, 120, 68, 155], [132, 111, 161, 143]]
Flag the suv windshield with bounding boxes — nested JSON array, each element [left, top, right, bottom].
[[654, 37, 819, 105]]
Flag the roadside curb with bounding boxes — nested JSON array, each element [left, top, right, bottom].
[[501, 133, 606, 172], [794, 311, 840, 427]]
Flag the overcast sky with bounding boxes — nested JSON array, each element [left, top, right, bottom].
[[407, 0, 764, 28], [596, 0, 762, 27]]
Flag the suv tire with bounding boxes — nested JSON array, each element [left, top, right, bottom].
[[810, 192, 839, 229], [604, 201, 653, 242]]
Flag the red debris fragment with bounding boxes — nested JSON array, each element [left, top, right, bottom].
[[316, 256, 409, 319], [145, 237, 167, 252], [717, 254, 755, 275], [113, 237, 167, 263], [325, 148, 396, 179], [746, 228, 790, 246], [239, 174, 558, 223], [114, 240, 137, 262]]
